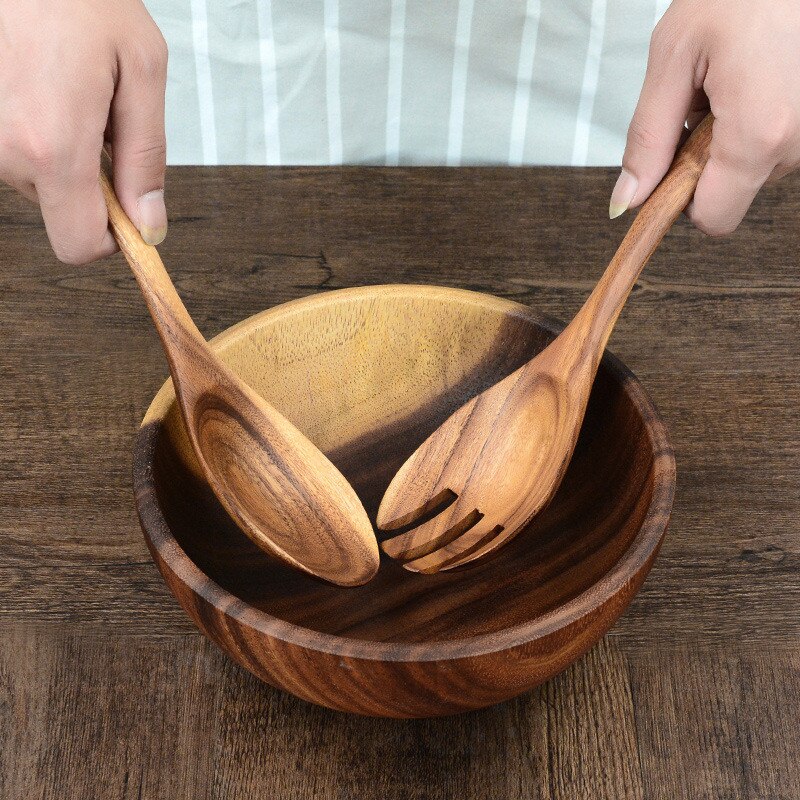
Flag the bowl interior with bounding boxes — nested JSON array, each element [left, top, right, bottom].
[[146, 286, 661, 645]]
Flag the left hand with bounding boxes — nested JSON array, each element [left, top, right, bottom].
[[610, 0, 800, 236]]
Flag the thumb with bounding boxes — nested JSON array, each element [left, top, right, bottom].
[[110, 37, 169, 245], [610, 17, 699, 218]]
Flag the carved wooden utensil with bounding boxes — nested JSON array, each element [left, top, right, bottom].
[[378, 114, 713, 573], [99, 162, 379, 586]]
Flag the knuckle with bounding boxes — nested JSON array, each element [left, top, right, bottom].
[[152, 29, 170, 68], [626, 115, 662, 154], [20, 129, 68, 175], [126, 32, 169, 83], [649, 18, 672, 56], [710, 132, 763, 178], [649, 15, 685, 65], [648, 5, 700, 74], [129, 135, 167, 173], [750, 109, 797, 159]]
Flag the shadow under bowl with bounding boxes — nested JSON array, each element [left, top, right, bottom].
[[134, 285, 675, 718]]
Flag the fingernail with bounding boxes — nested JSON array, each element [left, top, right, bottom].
[[609, 169, 638, 219], [137, 189, 168, 246]]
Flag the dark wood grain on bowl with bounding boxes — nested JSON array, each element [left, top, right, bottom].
[[134, 285, 674, 717]]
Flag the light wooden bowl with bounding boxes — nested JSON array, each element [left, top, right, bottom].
[[134, 285, 675, 718]]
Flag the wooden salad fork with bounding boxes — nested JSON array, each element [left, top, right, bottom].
[[377, 115, 714, 573], [100, 158, 379, 586]]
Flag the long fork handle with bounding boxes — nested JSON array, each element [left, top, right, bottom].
[[575, 114, 714, 356]]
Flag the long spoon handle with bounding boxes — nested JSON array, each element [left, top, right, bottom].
[[98, 156, 207, 361], [575, 114, 714, 354]]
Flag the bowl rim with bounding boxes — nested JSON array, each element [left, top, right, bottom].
[[134, 284, 675, 662]]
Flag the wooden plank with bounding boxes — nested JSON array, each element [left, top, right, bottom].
[[629, 644, 746, 799], [2, 628, 797, 798], [0, 627, 218, 799], [541, 638, 643, 800], [738, 648, 800, 799], [629, 642, 800, 800]]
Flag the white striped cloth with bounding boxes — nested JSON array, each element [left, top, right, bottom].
[[148, 0, 670, 166]]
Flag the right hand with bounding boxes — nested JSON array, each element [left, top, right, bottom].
[[0, 0, 168, 264]]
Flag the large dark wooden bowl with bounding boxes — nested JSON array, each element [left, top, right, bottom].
[[134, 285, 675, 718]]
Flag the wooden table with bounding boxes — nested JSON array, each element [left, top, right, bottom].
[[1, 167, 798, 799]]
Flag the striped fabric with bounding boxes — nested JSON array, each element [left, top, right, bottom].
[[147, 0, 670, 166]]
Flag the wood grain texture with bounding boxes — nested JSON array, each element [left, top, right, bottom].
[[101, 166, 379, 587], [135, 285, 674, 716], [0, 164, 798, 785], [1, 629, 797, 799], [376, 117, 712, 573]]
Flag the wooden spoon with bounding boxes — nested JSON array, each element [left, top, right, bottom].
[[377, 114, 713, 573], [99, 160, 379, 586]]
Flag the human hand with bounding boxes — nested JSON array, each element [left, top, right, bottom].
[[610, 0, 800, 235], [0, 0, 168, 264]]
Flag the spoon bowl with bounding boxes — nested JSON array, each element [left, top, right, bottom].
[[101, 165, 379, 586]]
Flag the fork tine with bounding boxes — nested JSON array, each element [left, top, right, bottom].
[[381, 507, 483, 562], [376, 398, 480, 530], [377, 488, 458, 532], [431, 525, 517, 571], [401, 519, 505, 573]]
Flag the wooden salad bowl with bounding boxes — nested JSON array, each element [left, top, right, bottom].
[[134, 285, 675, 718]]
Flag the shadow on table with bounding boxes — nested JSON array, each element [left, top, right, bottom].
[[207, 637, 630, 798]]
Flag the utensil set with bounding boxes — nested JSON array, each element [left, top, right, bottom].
[[105, 116, 713, 585]]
